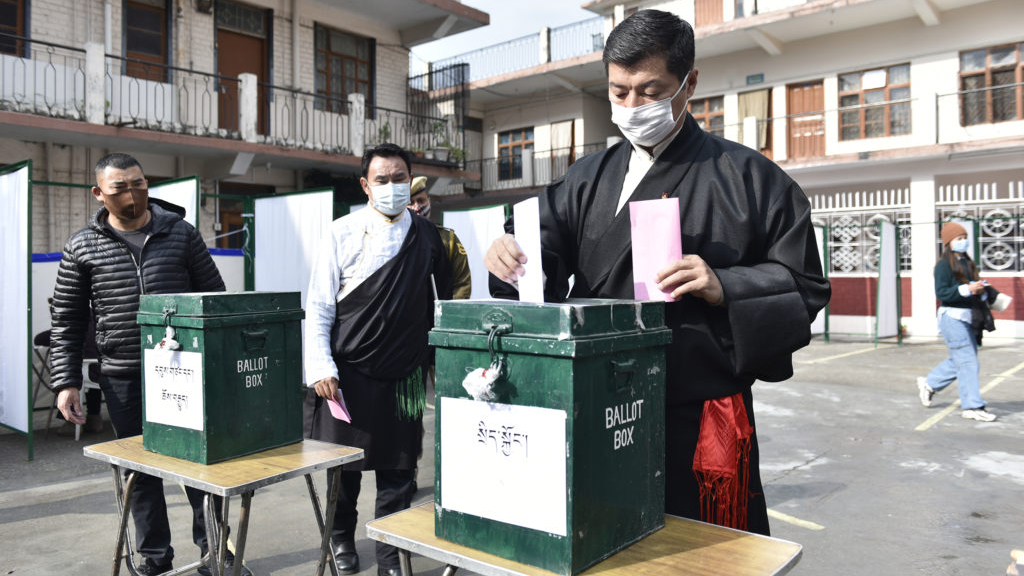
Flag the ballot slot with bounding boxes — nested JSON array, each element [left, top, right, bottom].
[[137, 292, 305, 464], [429, 299, 672, 576]]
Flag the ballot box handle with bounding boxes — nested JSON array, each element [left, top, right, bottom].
[[611, 359, 635, 393]]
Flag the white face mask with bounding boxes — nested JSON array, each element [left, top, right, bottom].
[[951, 238, 970, 253], [610, 71, 690, 147], [369, 182, 411, 216]]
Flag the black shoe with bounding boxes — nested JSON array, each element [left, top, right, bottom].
[[136, 560, 172, 576], [378, 568, 401, 576], [198, 550, 253, 576], [332, 541, 360, 575]]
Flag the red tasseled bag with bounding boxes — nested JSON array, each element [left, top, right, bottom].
[[692, 393, 754, 530]]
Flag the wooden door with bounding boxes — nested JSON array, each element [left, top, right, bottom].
[[125, 1, 168, 81], [217, 29, 267, 134], [787, 81, 825, 159], [695, 0, 724, 27]]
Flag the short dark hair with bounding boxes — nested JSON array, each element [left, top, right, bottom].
[[361, 143, 412, 178], [603, 10, 694, 82], [94, 153, 143, 175]]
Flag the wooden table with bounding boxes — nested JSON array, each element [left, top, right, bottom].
[[366, 502, 802, 576], [84, 436, 363, 576]]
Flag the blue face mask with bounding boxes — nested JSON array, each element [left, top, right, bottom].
[[950, 238, 970, 253], [369, 182, 411, 216]]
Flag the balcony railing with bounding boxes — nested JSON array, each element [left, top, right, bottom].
[[260, 83, 353, 153], [0, 34, 456, 160], [431, 16, 603, 83], [104, 53, 239, 137], [462, 142, 606, 193], [550, 17, 604, 62], [0, 34, 85, 119]]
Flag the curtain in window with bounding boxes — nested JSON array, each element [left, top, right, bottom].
[[737, 89, 770, 150]]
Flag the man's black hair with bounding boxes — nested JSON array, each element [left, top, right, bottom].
[[361, 143, 412, 178], [603, 9, 695, 82], [94, 152, 143, 175]]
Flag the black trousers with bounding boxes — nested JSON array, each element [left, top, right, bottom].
[[664, 388, 770, 536], [331, 469, 415, 569], [100, 375, 222, 566]]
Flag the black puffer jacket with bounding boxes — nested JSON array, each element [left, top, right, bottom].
[[49, 199, 225, 391]]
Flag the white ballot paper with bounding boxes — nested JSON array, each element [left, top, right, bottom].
[[513, 196, 545, 302]]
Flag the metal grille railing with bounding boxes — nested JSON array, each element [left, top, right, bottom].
[[104, 53, 238, 137], [0, 33, 85, 120], [550, 17, 604, 61]]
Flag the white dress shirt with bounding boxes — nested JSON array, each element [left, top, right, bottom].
[[304, 207, 411, 385], [615, 122, 687, 215]]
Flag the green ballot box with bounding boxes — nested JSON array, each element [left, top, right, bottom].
[[428, 299, 672, 575], [137, 292, 305, 464]]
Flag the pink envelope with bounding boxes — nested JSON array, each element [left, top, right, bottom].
[[327, 390, 352, 423], [629, 198, 682, 301]]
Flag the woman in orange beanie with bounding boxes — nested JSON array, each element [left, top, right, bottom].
[[916, 222, 996, 422]]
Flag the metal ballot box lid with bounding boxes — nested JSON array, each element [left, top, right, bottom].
[[429, 298, 672, 576], [137, 292, 305, 464]]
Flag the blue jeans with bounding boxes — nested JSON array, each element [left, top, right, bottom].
[[927, 313, 985, 410]]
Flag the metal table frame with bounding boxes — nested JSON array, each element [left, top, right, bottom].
[[84, 436, 363, 576], [366, 502, 803, 576]]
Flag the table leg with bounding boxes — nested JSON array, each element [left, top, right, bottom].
[[304, 473, 340, 576], [440, 566, 459, 576], [203, 494, 223, 576], [399, 549, 413, 576], [312, 468, 342, 576], [231, 491, 253, 576], [110, 467, 139, 576]]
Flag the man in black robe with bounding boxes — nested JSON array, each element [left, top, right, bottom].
[[485, 10, 830, 535], [304, 144, 452, 576]]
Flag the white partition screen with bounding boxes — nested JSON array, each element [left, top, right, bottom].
[[149, 177, 199, 227], [811, 225, 826, 335], [443, 205, 508, 299], [876, 221, 900, 339], [253, 189, 334, 303], [1, 163, 31, 434]]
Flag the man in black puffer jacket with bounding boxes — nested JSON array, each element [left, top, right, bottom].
[[49, 153, 249, 576]]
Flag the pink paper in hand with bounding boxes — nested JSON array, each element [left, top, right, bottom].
[[629, 197, 682, 301], [327, 390, 352, 423]]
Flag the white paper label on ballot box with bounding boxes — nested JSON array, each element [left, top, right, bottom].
[[440, 397, 568, 536], [144, 349, 204, 431]]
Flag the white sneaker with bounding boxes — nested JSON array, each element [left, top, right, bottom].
[[961, 408, 996, 422], [916, 377, 934, 407]]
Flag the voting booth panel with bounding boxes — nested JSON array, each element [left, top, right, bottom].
[[429, 299, 672, 575], [0, 162, 31, 436], [443, 206, 508, 300], [137, 292, 304, 464], [149, 177, 200, 228]]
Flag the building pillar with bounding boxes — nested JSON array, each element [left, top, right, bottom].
[[910, 175, 938, 337], [539, 27, 551, 65], [84, 42, 105, 125], [348, 93, 365, 156], [238, 73, 258, 143]]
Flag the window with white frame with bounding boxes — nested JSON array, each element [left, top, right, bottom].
[[838, 64, 911, 140]]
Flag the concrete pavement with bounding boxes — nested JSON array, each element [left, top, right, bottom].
[[2, 336, 1022, 576]]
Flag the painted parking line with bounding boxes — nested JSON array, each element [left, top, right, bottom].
[[915, 360, 1024, 431], [767, 508, 825, 531], [797, 346, 886, 364]]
